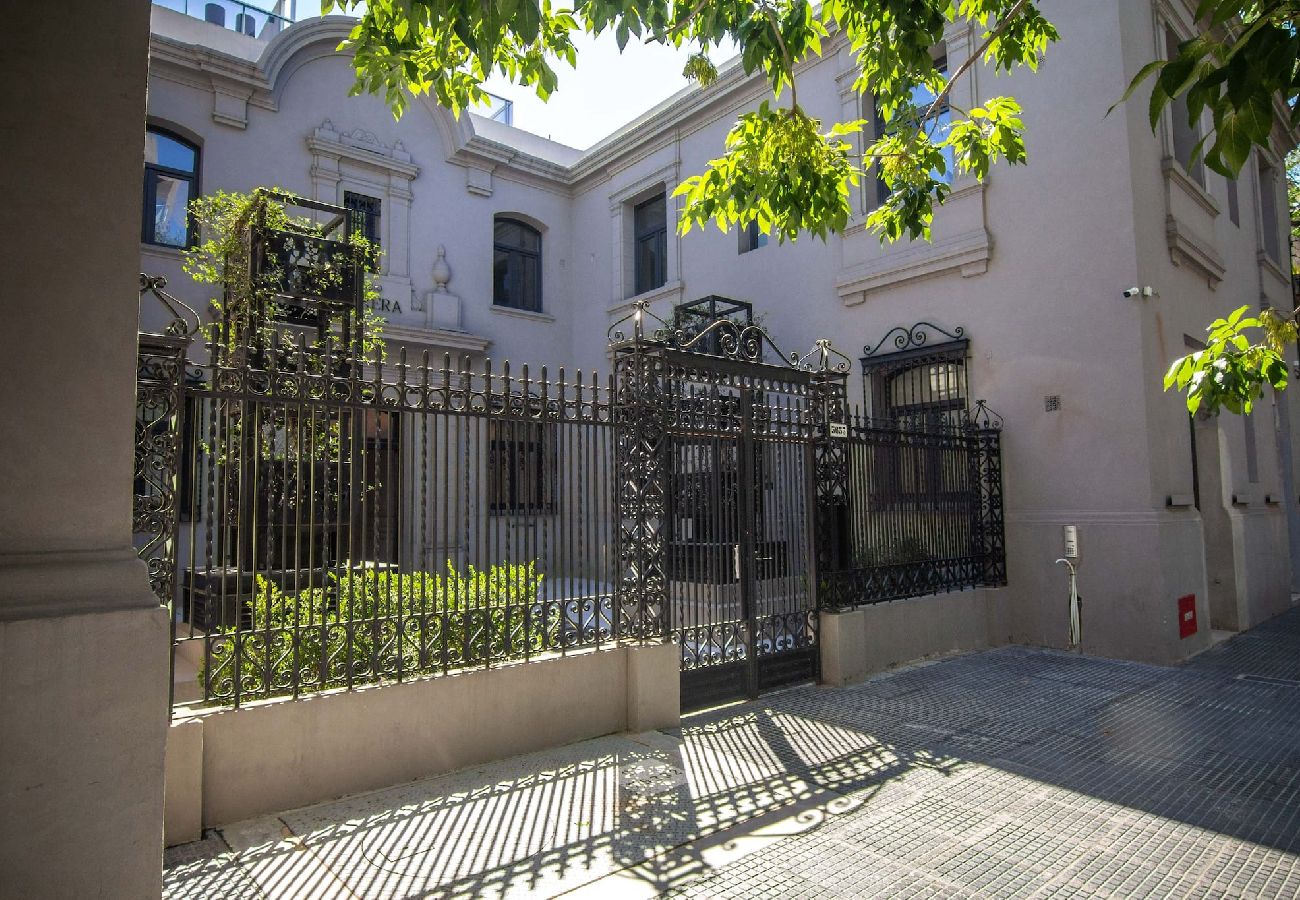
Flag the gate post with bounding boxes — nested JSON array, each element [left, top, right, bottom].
[[809, 347, 850, 612], [135, 275, 199, 607], [971, 401, 1007, 586], [613, 324, 669, 642]]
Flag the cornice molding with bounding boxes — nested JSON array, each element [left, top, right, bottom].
[[307, 120, 421, 180], [0, 548, 161, 621], [837, 223, 992, 304], [1165, 214, 1226, 286]]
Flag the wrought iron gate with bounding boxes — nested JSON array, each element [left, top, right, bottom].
[[135, 205, 1003, 716], [611, 300, 849, 711]]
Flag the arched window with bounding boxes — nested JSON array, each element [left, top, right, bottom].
[[493, 217, 542, 312], [143, 126, 199, 248]]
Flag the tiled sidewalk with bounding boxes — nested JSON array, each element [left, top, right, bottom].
[[164, 608, 1300, 898]]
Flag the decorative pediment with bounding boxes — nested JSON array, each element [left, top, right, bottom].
[[308, 120, 419, 177]]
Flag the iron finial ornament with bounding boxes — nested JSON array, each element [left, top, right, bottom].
[[861, 322, 966, 360], [608, 294, 854, 375], [139, 273, 201, 339], [970, 399, 1005, 430]]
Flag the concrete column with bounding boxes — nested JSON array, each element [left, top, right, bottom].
[[0, 2, 170, 896]]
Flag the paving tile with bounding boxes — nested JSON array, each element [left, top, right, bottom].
[[164, 607, 1300, 900]]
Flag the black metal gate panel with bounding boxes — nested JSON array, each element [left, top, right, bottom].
[[667, 371, 819, 710], [610, 302, 849, 713]]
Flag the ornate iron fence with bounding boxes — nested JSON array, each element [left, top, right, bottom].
[[140, 325, 624, 707], [819, 402, 1006, 609], [135, 258, 1006, 710]]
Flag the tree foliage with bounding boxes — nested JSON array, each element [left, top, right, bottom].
[[1164, 306, 1294, 416], [1122, 1, 1299, 179], [1131, 4, 1300, 417], [319, 0, 1299, 418], [324, 0, 1057, 243]]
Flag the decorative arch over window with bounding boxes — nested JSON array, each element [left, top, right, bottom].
[[143, 125, 199, 248], [493, 217, 543, 312], [860, 322, 969, 427]]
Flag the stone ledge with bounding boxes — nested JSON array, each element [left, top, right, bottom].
[[0, 548, 159, 621], [165, 642, 679, 837], [836, 227, 992, 305]]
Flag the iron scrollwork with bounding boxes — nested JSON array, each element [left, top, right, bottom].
[[861, 321, 966, 360], [135, 275, 200, 606]]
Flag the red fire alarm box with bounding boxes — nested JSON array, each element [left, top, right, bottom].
[[1178, 594, 1198, 639]]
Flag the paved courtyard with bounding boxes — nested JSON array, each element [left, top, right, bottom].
[[164, 608, 1300, 899]]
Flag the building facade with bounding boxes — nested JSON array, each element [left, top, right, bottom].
[[141, 0, 1300, 668]]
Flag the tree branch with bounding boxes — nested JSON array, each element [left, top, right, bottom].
[[661, 0, 711, 41], [922, 0, 1031, 123], [760, 0, 797, 112]]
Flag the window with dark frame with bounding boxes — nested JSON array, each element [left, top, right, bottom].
[[1259, 162, 1283, 263], [634, 194, 668, 294], [738, 220, 769, 254], [862, 337, 970, 506], [872, 57, 951, 207], [143, 126, 199, 248], [493, 217, 543, 312], [1166, 27, 1205, 186], [488, 418, 556, 515], [343, 191, 382, 248]]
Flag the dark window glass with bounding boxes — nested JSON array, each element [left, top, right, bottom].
[[143, 127, 199, 247], [493, 218, 543, 311], [488, 419, 555, 514], [344, 191, 382, 248], [873, 58, 950, 206], [1260, 163, 1282, 263], [1167, 29, 1205, 185], [634, 194, 668, 294], [863, 344, 970, 506], [739, 220, 769, 254], [1227, 177, 1240, 226]]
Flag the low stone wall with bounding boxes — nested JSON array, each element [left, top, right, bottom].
[[819, 588, 1003, 686], [165, 642, 679, 845]]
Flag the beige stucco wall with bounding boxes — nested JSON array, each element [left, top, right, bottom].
[[1, 1, 170, 896], [165, 642, 679, 842], [820, 588, 1002, 687], [142, 0, 1299, 676]]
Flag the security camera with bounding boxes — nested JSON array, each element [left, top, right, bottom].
[[1123, 287, 1141, 298], [1122, 286, 1156, 298]]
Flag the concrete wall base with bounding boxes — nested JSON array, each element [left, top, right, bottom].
[[165, 642, 679, 844], [820, 588, 1000, 687], [0, 604, 170, 897]]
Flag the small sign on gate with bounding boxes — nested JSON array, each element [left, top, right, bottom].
[[828, 422, 848, 439]]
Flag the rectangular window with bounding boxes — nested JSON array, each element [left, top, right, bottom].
[[862, 341, 970, 507], [344, 191, 382, 248], [634, 194, 668, 295], [1167, 28, 1205, 186], [493, 218, 543, 312], [1259, 162, 1282, 263], [488, 419, 555, 514], [873, 58, 951, 206], [738, 220, 769, 254], [1227, 177, 1240, 226]]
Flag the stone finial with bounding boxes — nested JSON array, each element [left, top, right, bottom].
[[432, 245, 451, 293]]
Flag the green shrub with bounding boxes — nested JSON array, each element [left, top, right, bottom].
[[200, 561, 548, 704]]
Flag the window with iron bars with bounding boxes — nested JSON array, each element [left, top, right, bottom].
[[862, 340, 970, 505], [487, 418, 557, 515]]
